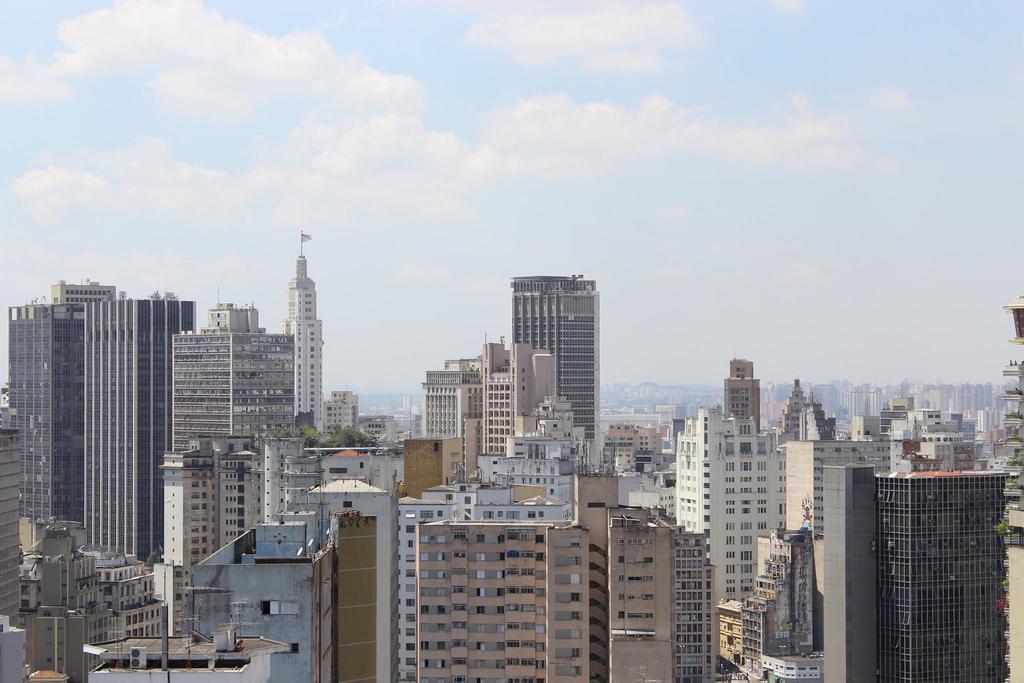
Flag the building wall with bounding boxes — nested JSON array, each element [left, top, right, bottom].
[[0, 431, 18, 618], [724, 359, 760, 430], [0, 615, 26, 683], [511, 275, 600, 441], [83, 297, 195, 559], [332, 512, 378, 683], [322, 391, 359, 431], [1009, 508, 1024, 683], [783, 441, 891, 537], [285, 256, 323, 429], [403, 437, 462, 498]]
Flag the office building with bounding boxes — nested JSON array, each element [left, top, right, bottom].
[[875, 471, 1007, 681], [724, 359, 760, 430], [83, 294, 195, 559], [285, 254, 323, 429], [676, 407, 785, 600], [0, 615, 26, 683], [89, 628, 289, 682], [322, 390, 359, 431], [511, 275, 600, 441], [481, 341, 555, 455], [8, 281, 116, 522], [879, 396, 914, 436], [172, 304, 294, 450], [91, 552, 162, 640], [822, 464, 876, 683], [783, 440, 891, 537], [0, 431, 17, 619], [159, 437, 259, 634], [18, 522, 112, 683], [422, 358, 483, 470]]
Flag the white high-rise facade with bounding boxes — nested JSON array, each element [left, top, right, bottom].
[[285, 255, 324, 429]]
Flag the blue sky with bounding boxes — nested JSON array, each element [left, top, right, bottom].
[[1, 0, 1022, 391]]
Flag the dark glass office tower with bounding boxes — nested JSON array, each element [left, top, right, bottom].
[[83, 294, 195, 559]]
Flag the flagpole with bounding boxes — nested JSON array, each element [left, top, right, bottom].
[[300, 230, 303, 257]]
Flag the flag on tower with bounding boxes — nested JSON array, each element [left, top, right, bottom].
[[301, 232, 312, 242]]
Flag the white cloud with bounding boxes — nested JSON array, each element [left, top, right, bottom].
[[481, 92, 859, 178], [772, 0, 806, 12], [434, 0, 699, 71], [0, 56, 72, 104], [3, 0, 422, 119], [871, 87, 910, 110], [10, 95, 857, 224]]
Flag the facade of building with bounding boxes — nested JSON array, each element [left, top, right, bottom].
[[8, 281, 116, 522], [603, 424, 662, 472], [83, 294, 195, 559], [172, 304, 294, 450], [0, 430, 18, 619], [875, 471, 1007, 682], [718, 600, 744, 666], [190, 518, 334, 683], [92, 553, 162, 639], [481, 342, 555, 455], [306, 479, 398, 681], [742, 528, 815, 677], [0, 615, 26, 683], [422, 359, 482, 436], [676, 407, 785, 600], [783, 440, 891, 538], [511, 275, 600, 441], [18, 523, 113, 683], [285, 255, 323, 429], [403, 437, 463, 498], [159, 437, 259, 633], [356, 415, 398, 443], [822, 464, 876, 683], [724, 359, 760, 431], [322, 391, 359, 431]]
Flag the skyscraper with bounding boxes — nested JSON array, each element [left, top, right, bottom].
[[8, 280, 116, 522], [285, 254, 323, 429], [511, 275, 600, 441], [724, 358, 760, 430], [83, 294, 195, 559], [172, 303, 294, 449], [875, 471, 1007, 681]]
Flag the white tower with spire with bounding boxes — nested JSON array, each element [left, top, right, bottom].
[[285, 240, 324, 429]]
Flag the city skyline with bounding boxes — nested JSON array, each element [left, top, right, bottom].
[[1, 1, 1023, 389]]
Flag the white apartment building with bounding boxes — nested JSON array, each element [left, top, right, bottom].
[[321, 390, 358, 431], [285, 254, 323, 429], [676, 407, 786, 600]]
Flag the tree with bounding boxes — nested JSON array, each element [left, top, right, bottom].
[[322, 426, 378, 448]]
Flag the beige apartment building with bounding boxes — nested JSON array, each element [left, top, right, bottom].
[[724, 359, 760, 431], [416, 476, 715, 683], [482, 342, 555, 455], [323, 390, 360, 431]]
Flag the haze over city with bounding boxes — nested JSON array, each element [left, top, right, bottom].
[[2, 1, 1022, 389]]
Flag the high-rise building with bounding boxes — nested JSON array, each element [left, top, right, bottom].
[[422, 358, 483, 468], [415, 477, 716, 683], [875, 471, 1007, 681], [285, 254, 323, 429], [823, 464, 876, 683], [675, 407, 786, 600], [8, 281, 116, 522], [724, 359, 760, 430], [0, 430, 18, 618], [159, 436, 259, 634], [172, 303, 294, 450], [83, 294, 195, 559], [322, 390, 359, 431], [481, 341, 555, 454], [511, 275, 600, 441], [741, 528, 815, 678], [783, 440, 890, 537]]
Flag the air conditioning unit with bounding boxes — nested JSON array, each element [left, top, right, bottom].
[[129, 646, 147, 669]]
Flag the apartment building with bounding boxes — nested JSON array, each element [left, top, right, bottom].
[[322, 390, 359, 431], [422, 359, 483, 468], [676, 407, 785, 600], [481, 342, 555, 455], [724, 359, 760, 430]]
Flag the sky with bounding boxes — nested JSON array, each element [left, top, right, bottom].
[[1, 0, 1022, 392]]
